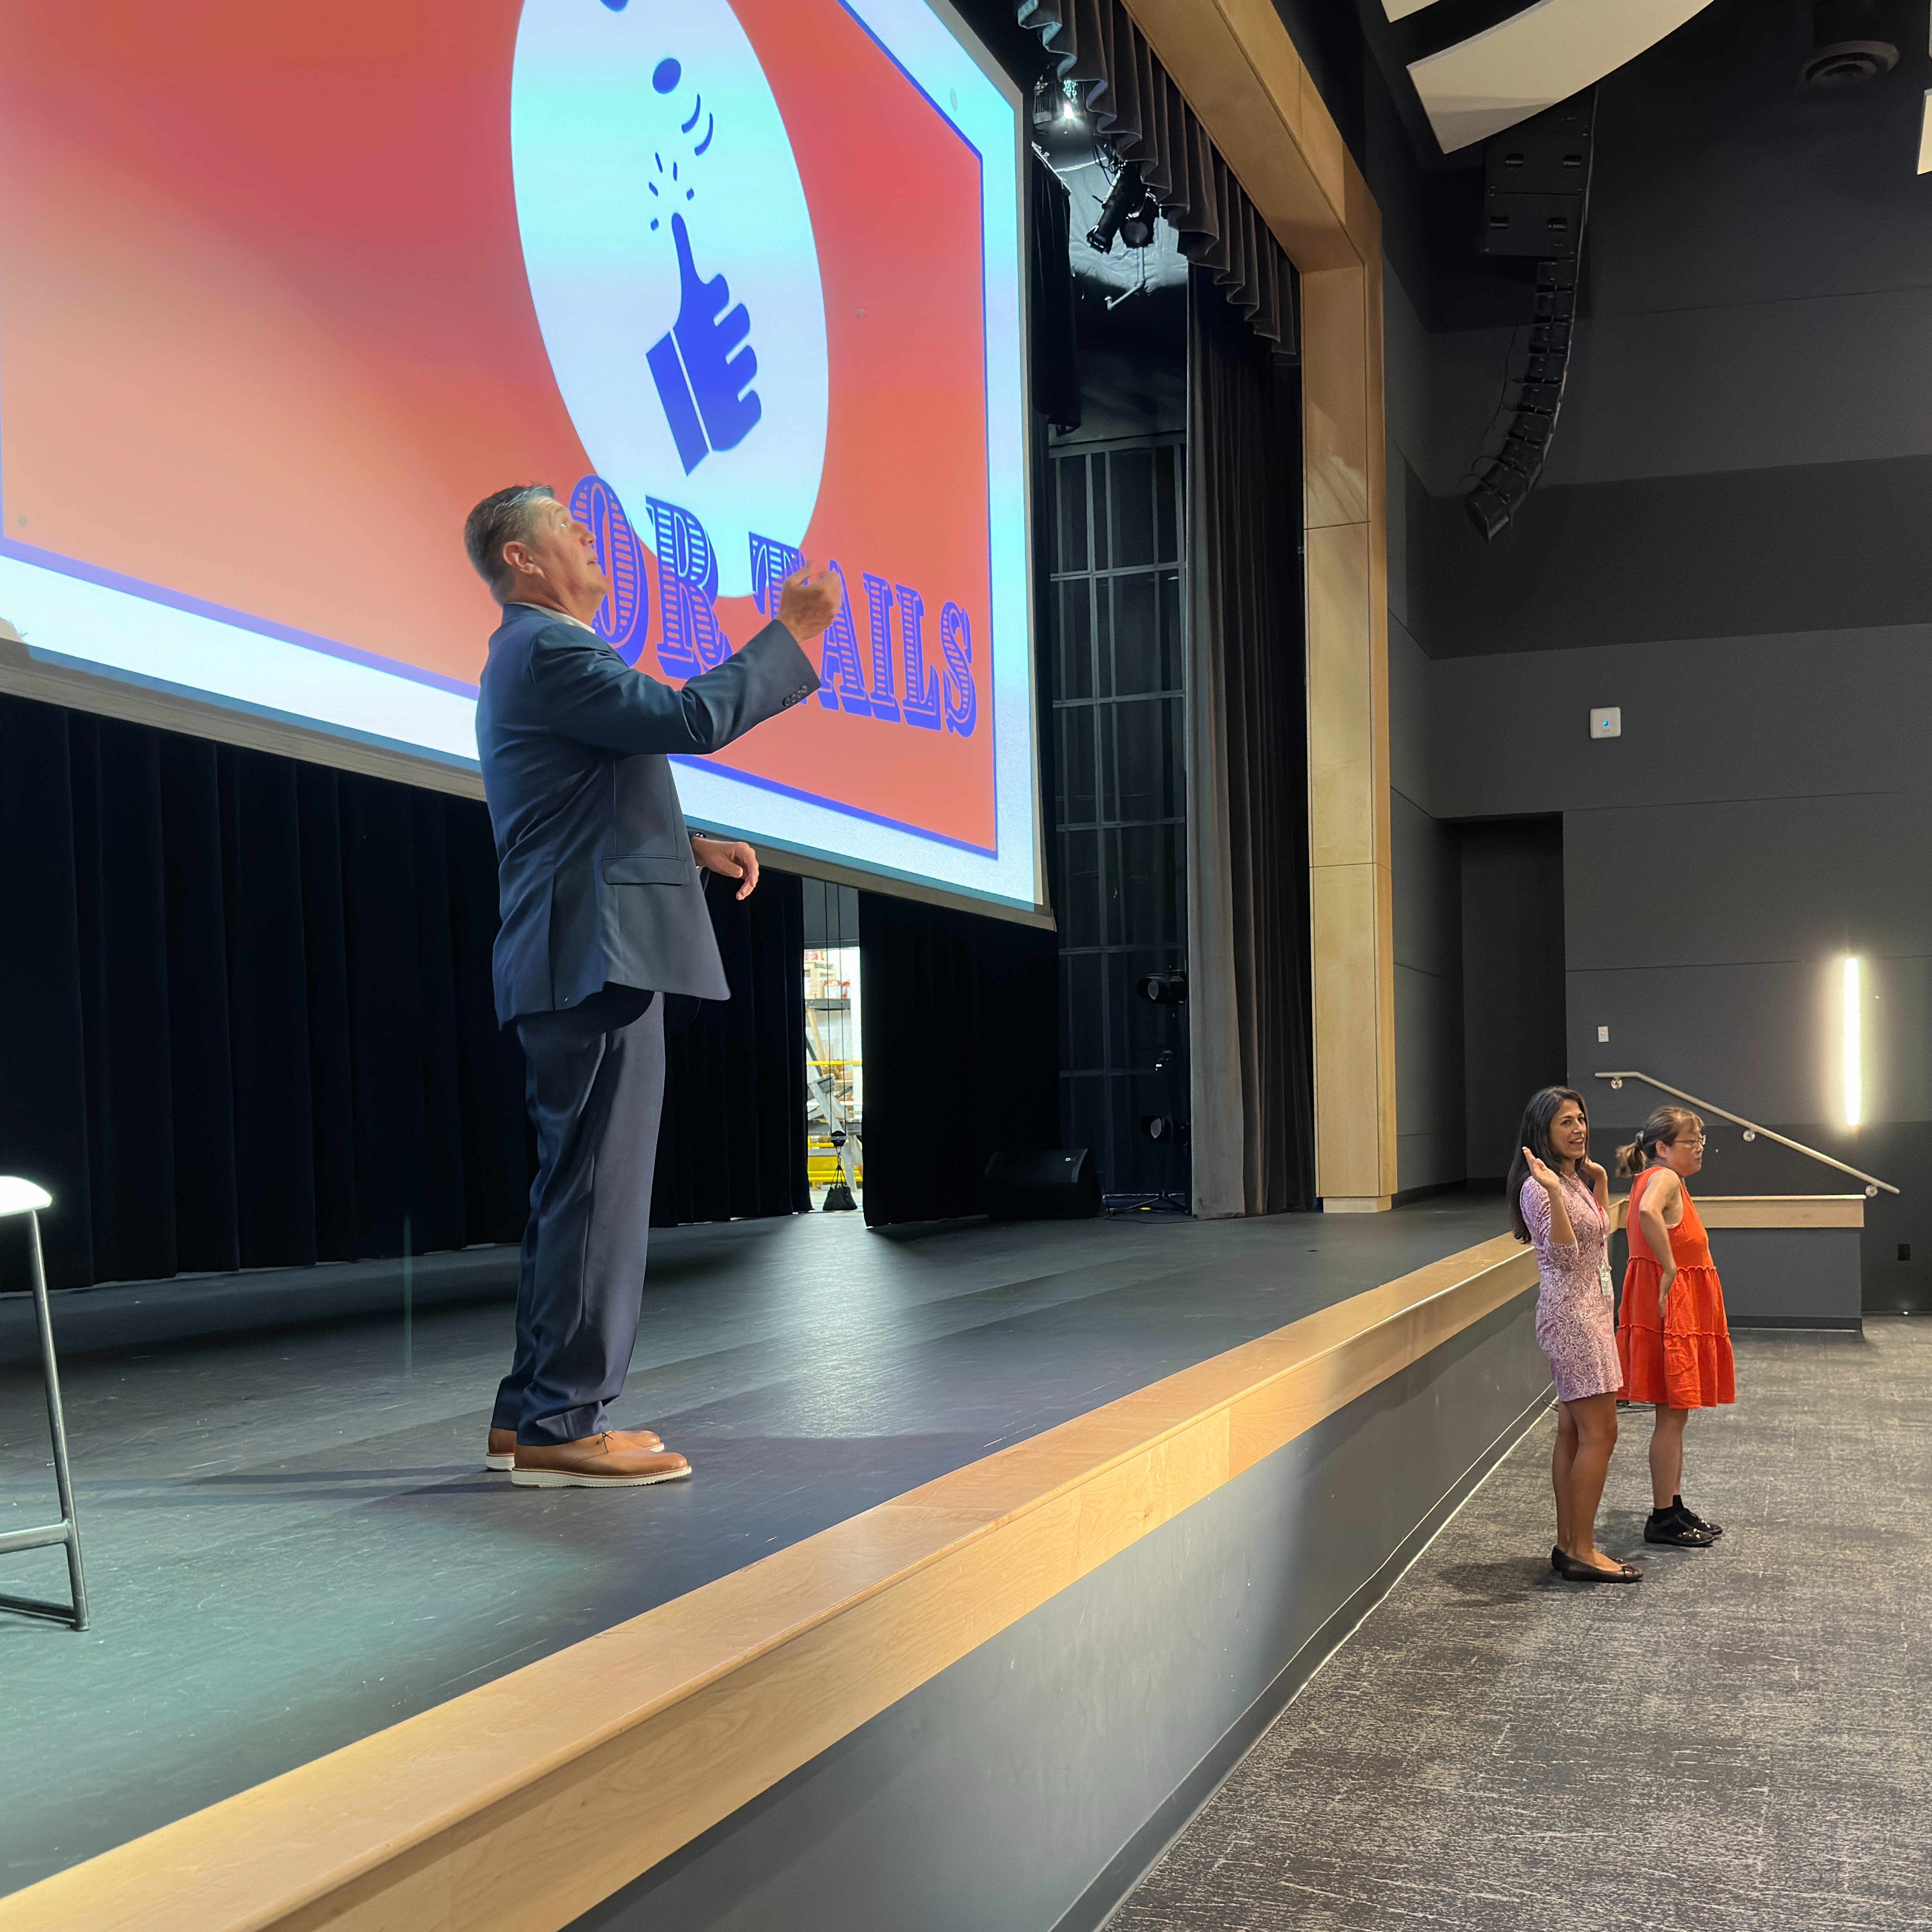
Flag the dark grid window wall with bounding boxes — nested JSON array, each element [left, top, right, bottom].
[[1049, 436, 1189, 1197]]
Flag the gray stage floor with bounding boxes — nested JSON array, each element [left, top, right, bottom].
[[1114, 1321, 1932, 1932], [0, 1197, 1506, 1896]]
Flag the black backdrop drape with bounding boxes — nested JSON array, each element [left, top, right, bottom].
[[655, 876, 809, 1229], [1186, 267, 1316, 1214], [857, 891, 1059, 1226], [1029, 150, 1082, 434], [0, 694, 806, 1291]]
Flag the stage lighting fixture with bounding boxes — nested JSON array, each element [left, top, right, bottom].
[[1117, 196, 1158, 250], [1142, 1115, 1175, 1142], [1035, 77, 1083, 127], [1136, 969, 1188, 1006], [1088, 163, 1155, 254]]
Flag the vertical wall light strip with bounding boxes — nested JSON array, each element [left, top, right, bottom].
[[1843, 956, 1863, 1128], [1918, 90, 1932, 173]]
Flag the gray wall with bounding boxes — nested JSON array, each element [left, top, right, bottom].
[[1391, 788, 1463, 1193], [569, 1299, 1551, 1932], [1389, 619, 1932, 1302], [1381, 1, 1932, 1303]]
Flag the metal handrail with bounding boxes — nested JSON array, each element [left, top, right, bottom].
[[1593, 1071, 1899, 1197]]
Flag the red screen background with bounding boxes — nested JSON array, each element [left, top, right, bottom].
[[0, 0, 999, 851]]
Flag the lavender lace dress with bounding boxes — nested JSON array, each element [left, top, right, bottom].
[[1521, 1173, 1623, 1402]]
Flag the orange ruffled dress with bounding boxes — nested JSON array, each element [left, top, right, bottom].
[[1618, 1168, 1736, 1409]]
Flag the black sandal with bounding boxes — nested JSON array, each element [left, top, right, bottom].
[[1560, 1553, 1642, 1583]]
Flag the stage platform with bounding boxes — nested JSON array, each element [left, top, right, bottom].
[[0, 1197, 1511, 1899]]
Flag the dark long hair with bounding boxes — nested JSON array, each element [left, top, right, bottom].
[[1506, 1085, 1589, 1242]]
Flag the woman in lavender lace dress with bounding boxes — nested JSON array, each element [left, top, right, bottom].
[[1507, 1086, 1641, 1585]]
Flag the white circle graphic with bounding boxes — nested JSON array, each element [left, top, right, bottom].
[[511, 0, 829, 598]]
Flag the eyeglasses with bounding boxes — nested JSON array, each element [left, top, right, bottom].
[[1668, 1135, 1707, 1148]]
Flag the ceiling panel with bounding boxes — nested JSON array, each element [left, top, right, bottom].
[[1407, 0, 1716, 151]]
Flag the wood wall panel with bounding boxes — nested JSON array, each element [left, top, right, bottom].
[[1312, 860, 1395, 1202], [1306, 520, 1375, 867], [1300, 270, 1371, 532]]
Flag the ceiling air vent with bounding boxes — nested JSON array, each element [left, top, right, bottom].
[[1801, 0, 1900, 86]]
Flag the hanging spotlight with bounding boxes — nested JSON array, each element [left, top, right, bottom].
[[1118, 192, 1158, 250], [1087, 163, 1157, 254]]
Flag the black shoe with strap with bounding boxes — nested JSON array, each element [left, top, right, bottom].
[[1673, 1495, 1724, 1537], [1644, 1507, 1714, 1547]]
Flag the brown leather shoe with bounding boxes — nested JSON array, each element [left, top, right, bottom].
[[509, 1433, 691, 1488], [486, 1424, 663, 1471]]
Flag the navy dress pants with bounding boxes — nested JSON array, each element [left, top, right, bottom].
[[493, 983, 665, 1445]]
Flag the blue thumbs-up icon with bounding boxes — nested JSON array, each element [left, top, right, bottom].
[[647, 212, 762, 474]]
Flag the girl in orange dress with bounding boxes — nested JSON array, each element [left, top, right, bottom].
[[1616, 1106, 1734, 1548]]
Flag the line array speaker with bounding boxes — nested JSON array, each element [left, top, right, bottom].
[[1465, 91, 1597, 542]]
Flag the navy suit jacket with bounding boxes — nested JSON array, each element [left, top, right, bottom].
[[476, 601, 819, 1024]]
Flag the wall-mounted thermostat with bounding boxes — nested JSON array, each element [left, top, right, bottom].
[[1597, 1026, 1609, 1043], [1590, 708, 1621, 738]]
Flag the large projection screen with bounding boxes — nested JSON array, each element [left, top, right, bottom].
[[0, 0, 1044, 921]]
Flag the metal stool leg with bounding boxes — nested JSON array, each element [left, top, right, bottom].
[[0, 1208, 89, 1630]]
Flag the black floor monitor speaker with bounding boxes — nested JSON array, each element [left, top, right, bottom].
[[984, 1148, 1102, 1221]]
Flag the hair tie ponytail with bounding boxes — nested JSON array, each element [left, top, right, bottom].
[[1619, 1106, 1702, 1182]]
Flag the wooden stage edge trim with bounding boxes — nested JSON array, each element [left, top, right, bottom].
[[4, 1199, 1851, 1932]]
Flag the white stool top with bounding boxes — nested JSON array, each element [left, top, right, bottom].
[[0, 1177, 53, 1218]]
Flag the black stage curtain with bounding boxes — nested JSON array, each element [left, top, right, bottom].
[[1187, 267, 1316, 1213], [654, 875, 810, 1227], [1018, 0, 1297, 354], [857, 892, 1059, 1226], [0, 694, 806, 1291], [1029, 150, 1083, 433]]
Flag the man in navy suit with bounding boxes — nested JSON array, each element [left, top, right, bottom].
[[463, 483, 832, 1488]]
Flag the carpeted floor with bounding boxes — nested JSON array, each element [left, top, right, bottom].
[[1114, 1322, 1932, 1932]]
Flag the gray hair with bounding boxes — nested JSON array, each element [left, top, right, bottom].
[[463, 483, 557, 598]]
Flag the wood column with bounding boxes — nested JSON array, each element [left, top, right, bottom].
[[1124, 0, 1399, 1210]]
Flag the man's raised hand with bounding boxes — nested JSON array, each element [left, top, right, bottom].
[[777, 564, 840, 645]]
